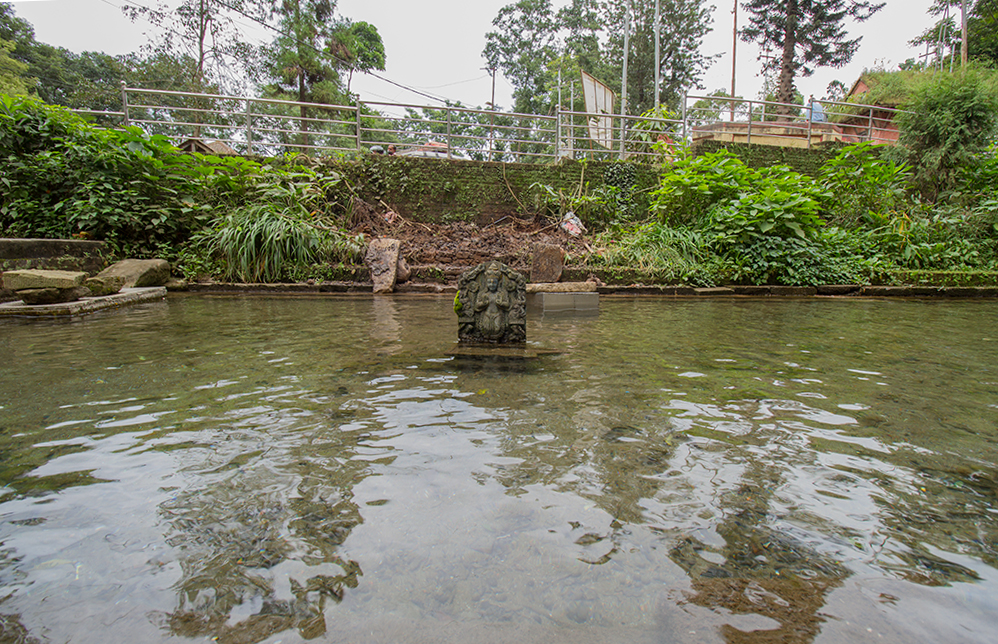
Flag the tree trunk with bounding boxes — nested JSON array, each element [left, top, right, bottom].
[[776, 0, 798, 115]]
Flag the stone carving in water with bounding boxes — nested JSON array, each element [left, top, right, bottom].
[[456, 260, 526, 344]]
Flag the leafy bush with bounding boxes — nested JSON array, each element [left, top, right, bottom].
[[819, 141, 912, 226], [0, 94, 210, 256], [651, 149, 756, 225], [896, 66, 998, 201]]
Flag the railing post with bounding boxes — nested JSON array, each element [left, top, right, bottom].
[[245, 98, 253, 155], [807, 106, 813, 150], [747, 111, 752, 146], [868, 107, 874, 142], [556, 107, 562, 159], [120, 82, 130, 127], [356, 100, 363, 152], [681, 92, 688, 143], [446, 109, 453, 159]]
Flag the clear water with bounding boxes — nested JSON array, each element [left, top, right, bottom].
[[1, 295, 996, 644]]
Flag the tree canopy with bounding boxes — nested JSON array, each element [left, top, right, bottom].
[[483, 0, 714, 115], [740, 0, 885, 111]]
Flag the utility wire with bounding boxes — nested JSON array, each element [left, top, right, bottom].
[[209, 0, 450, 104]]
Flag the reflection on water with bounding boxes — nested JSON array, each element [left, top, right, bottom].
[[0, 295, 997, 643]]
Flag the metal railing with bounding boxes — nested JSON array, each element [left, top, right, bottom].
[[684, 94, 908, 149], [70, 87, 903, 161]]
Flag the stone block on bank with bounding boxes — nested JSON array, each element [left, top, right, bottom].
[[85, 275, 125, 297], [97, 259, 171, 288], [365, 238, 401, 294], [530, 243, 565, 283], [18, 286, 92, 305], [2, 269, 87, 291]]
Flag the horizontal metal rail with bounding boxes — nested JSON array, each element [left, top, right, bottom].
[[67, 87, 907, 161]]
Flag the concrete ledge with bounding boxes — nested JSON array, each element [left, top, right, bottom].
[[695, 287, 735, 296], [528, 291, 599, 313], [0, 238, 107, 274], [0, 287, 166, 317], [527, 282, 598, 293]]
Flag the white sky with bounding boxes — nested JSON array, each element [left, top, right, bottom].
[[9, 0, 940, 110]]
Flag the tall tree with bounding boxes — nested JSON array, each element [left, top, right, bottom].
[[741, 0, 884, 112], [483, 0, 559, 114], [602, 0, 716, 113], [912, 1, 998, 68], [327, 20, 386, 93], [122, 0, 258, 94], [484, 0, 715, 115], [0, 37, 31, 95]]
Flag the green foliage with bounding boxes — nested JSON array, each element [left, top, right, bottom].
[[651, 149, 756, 225], [0, 94, 210, 256], [531, 161, 644, 230], [818, 141, 911, 225], [589, 221, 709, 282], [741, 0, 884, 107], [897, 66, 998, 201], [191, 169, 363, 283]]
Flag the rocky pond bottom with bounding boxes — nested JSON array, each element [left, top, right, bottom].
[[0, 295, 996, 644]]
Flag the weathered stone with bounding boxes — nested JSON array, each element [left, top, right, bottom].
[[165, 277, 189, 291], [526, 282, 597, 293], [694, 287, 735, 296], [816, 285, 861, 295], [97, 259, 171, 288], [1, 286, 166, 317], [364, 238, 401, 294], [530, 243, 565, 283], [2, 269, 87, 291], [17, 285, 90, 305], [769, 286, 817, 297], [396, 256, 411, 283], [85, 275, 125, 297], [456, 260, 527, 344], [0, 238, 108, 274]]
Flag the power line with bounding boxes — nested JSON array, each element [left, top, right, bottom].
[[209, 0, 450, 104]]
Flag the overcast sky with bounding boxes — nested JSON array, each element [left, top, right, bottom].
[[9, 0, 940, 110]]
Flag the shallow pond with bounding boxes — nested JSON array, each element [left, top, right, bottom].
[[1, 295, 996, 644]]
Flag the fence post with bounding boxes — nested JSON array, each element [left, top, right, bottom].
[[867, 107, 874, 142], [556, 107, 562, 159], [120, 82, 130, 127], [807, 106, 813, 150], [446, 109, 453, 159], [356, 100, 363, 152], [681, 92, 688, 143], [747, 111, 752, 146], [245, 99, 253, 155]]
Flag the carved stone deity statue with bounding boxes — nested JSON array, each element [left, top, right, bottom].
[[455, 260, 526, 344]]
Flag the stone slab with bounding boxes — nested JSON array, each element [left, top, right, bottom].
[[769, 286, 817, 297], [526, 282, 597, 293], [694, 287, 735, 296], [0, 287, 167, 317], [2, 269, 87, 291]]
